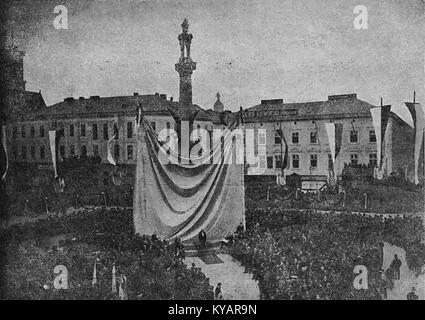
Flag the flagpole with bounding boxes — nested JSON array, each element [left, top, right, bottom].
[[280, 123, 283, 174]]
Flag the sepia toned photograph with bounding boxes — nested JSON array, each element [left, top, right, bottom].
[[0, 0, 423, 305]]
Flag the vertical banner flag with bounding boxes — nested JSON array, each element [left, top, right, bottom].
[[112, 264, 117, 294], [276, 125, 288, 173], [406, 103, 425, 184], [92, 261, 97, 287], [48, 130, 58, 178], [325, 123, 343, 174], [380, 106, 391, 168], [370, 107, 382, 169], [107, 134, 117, 166], [334, 124, 343, 159], [325, 123, 336, 166], [1, 125, 8, 181]]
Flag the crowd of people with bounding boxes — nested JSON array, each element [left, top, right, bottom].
[[3, 161, 134, 219], [2, 208, 214, 300], [227, 208, 425, 300]]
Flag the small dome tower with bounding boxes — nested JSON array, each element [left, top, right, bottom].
[[213, 92, 224, 112]]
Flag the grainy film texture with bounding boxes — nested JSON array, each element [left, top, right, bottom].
[[0, 0, 424, 302]]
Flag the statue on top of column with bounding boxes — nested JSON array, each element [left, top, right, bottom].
[[178, 19, 193, 59]]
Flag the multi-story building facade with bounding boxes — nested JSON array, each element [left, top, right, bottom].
[[8, 93, 219, 165], [4, 20, 421, 187], [243, 94, 385, 188]]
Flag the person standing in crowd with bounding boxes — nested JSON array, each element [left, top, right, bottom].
[[406, 287, 418, 300], [390, 254, 402, 280], [198, 229, 207, 249], [214, 283, 223, 300]]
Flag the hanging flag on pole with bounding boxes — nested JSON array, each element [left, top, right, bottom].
[[48, 130, 58, 178], [370, 106, 391, 172], [325, 123, 343, 175], [325, 123, 336, 166], [112, 264, 117, 294], [92, 261, 97, 287], [107, 134, 117, 166], [1, 125, 8, 181], [334, 124, 343, 159], [406, 102, 425, 185], [370, 107, 382, 171], [380, 105, 391, 168], [118, 275, 128, 300], [276, 125, 288, 174]]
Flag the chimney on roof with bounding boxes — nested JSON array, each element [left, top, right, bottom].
[[160, 94, 167, 100], [170, 97, 173, 102], [260, 98, 283, 105], [380, 97, 383, 107], [79, 96, 84, 100], [64, 97, 74, 102], [133, 92, 139, 96], [328, 93, 357, 101]]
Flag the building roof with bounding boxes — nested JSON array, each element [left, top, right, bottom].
[[24, 91, 47, 111], [243, 94, 377, 122], [27, 93, 221, 123]]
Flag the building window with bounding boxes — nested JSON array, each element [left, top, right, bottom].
[[12, 126, 17, 139], [127, 145, 134, 160], [275, 155, 282, 168], [81, 145, 87, 157], [259, 154, 266, 168], [369, 153, 377, 166], [21, 126, 26, 138], [60, 145, 65, 159], [350, 153, 358, 165], [93, 145, 99, 157], [114, 144, 120, 159], [350, 130, 358, 143], [31, 145, 35, 159], [258, 130, 266, 145], [328, 154, 333, 169], [58, 127, 65, 138], [292, 154, 299, 169], [310, 154, 318, 168], [267, 156, 273, 169], [103, 123, 109, 140], [12, 146, 17, 159], [40, 125, 45, 138], [310, 131, 318, 144], [369, 130, 376, 143], [40, 146, 45, 159], [30, 126, 35, 138], [70, 145, 75, 156], [274, 130, 282, 144], [92, 124, 98, 140], [21, 146, 27, 159], [127, 122, 133, 139], [114, 123, 119, 139], [69, 124, 74, 137], [80, 123, 86, 137], [292, 132, 299, 144]]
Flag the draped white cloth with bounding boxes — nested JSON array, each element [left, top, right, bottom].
[[370, 107, 382, 169], [413, 104, 425, 185], [133, 120, 245, 243], [48, 130, 58, 178]]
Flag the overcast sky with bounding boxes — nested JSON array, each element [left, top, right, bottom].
[[6, 0, 424, 124]]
